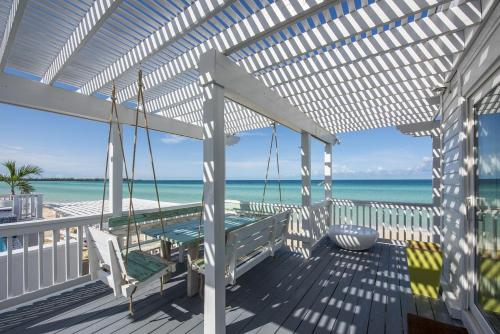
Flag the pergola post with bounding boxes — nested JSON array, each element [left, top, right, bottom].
[[301, 131, 312, 253], [109, 121, 123, 217], [431, 133, 443, 244], [324, 143, 332, 200], [202, 83, 226, 334], [397, 121, 443, 243]]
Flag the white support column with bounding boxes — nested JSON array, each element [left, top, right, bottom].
[[301, 132, 312, 253], [431, 133, 443, 244], [202, 83, 226, 334], [324, 143, 332, 200], [109, 122, 123, 217]]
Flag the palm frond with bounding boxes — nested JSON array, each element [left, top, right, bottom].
[[18, 165, 43, 178], [2, 161, 17, 178], [17, 180, 35, 194]]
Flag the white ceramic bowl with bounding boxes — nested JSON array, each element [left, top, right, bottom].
[[328, 224, 378, 251]]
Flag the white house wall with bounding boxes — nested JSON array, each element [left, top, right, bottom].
[[440, 0, 500, 322]]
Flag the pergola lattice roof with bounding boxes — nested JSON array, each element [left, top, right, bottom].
[[0, 0, 482, 135]]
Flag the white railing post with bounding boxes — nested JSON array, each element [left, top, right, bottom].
[[109, 121, 123, 217], [36, 194, 43, 219], [202, 82, 226, 334], [432, 133, 443, 244], [12, 195, 20, 220]]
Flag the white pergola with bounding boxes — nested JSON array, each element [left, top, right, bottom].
[[0, 0, 484, 332]]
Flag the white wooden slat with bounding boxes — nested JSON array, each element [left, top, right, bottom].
[[23, 234, 28, 294], [77, 226, 83, 277], [52, 229, 58, 285], [139, 0, 475, 112], [65, 227, 70, 281], [78, 0, 231, 95], [41, 0, 124, 85], [0, 0, 27, 69], [6, 237, 13, 298], [38, 231, 43, 289], [115, 0, 335, 103], [261, 35, 462, 90], [238, 0, 448, 73]]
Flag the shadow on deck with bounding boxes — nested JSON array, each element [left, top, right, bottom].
[[0, 240, 461, 334]]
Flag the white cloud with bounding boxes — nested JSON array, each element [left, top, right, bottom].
[[161, 134, 188, 144]]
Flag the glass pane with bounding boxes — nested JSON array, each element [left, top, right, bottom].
[[475, 84, 500, 333]]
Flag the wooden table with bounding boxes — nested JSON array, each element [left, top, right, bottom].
[[143, 214, 264, 296]]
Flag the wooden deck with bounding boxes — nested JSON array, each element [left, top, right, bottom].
[[0, 240, 462, 334]]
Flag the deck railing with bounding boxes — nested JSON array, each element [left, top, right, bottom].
[[0, 198, 440, 310], [331, 199, 439, 243], [0, 193, 43, 221], [0, 202, 200, 310]]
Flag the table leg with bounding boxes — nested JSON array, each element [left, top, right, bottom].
[[187, 243, 200, 297], [178, 245, 185, 263], [160, 240, 171, 261]]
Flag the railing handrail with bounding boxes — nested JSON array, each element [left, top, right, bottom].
[[0, 202, 202, 237], [331, 198, 434, 209]]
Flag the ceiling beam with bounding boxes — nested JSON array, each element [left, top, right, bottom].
[[0, 0, 28, 70], [0, 73, 203, 139], [397, 120, 441, 137], [41, 0, 124, 85], [78, 0, 233, 95]]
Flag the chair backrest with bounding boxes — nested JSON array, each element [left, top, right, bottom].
[[85, 226, 127, 276], [227, 211, 290, 264], [107, 205, 202, 230]]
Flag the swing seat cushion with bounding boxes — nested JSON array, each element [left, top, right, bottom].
[[124, 250, 174, 282]]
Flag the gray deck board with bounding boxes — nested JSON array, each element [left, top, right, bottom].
[[0, 241, 462, 334]]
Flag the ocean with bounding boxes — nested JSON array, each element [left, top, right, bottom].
[[0, 179, 432, 204]]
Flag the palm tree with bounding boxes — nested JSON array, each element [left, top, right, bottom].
[[0, 161, 43, 195]]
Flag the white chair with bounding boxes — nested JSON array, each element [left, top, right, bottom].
[[328, 224, 378, 251], [191, 211, 290, 291], [85, 226, 176, 314]]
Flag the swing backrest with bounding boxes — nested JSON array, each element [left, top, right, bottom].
[[107, 205, 202, 230], [85, 226, 127, 276]]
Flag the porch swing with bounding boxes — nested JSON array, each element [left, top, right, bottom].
[[85, 70, 176, 315]]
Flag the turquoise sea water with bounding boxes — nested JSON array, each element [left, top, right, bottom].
[[0, 180, 432, 204]]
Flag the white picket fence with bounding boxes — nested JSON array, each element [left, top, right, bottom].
[[0, 193, 44, 221]]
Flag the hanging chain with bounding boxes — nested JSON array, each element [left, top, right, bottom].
[[136, 69, 167, 238], [124, 77, 145, 263], [99, 93, 114, 230], [273, 123, 283, 207], [261, 122, 276, 209]]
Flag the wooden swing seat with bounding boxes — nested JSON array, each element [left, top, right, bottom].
[[85, 226, 176, 313]]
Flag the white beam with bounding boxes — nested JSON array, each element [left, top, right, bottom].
[[109, 122, 123, 217], [397, 120, 441, 137], [0, 0, 28, 70], [199, 50, 335, 144], [0, 73, 203, 139], [202, 83, 226, 334], [41, 0, 124, 85], [78, 0, 230, 95]]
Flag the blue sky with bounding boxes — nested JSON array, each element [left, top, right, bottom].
[[0, 102, 432, 180]]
